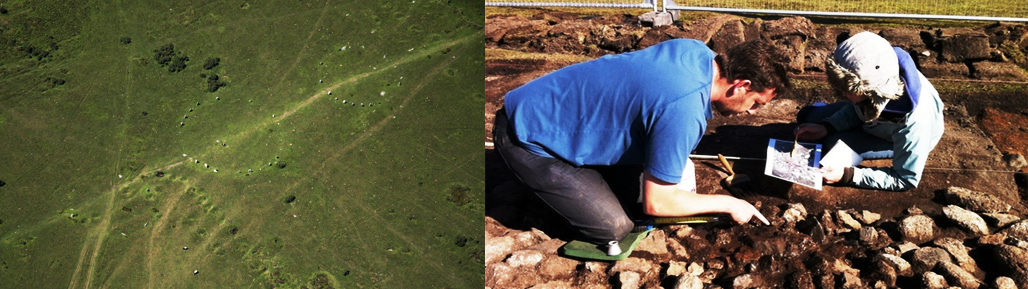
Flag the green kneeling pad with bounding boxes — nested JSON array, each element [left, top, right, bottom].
[[559, 229, 652, 261]]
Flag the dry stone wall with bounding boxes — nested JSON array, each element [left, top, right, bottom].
[[486, 13, 1028, 81]]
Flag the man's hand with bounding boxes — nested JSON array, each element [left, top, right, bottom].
[[821, 165, 846, 183], [643, 172, 769, 225], [724, 198, 770, 225], [794, 123, 828, 141]]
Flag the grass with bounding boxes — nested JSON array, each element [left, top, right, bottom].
[[486, 48, 596, 63], [0, 1, 483, 288]]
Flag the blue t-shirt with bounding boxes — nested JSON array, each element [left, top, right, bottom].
[[504, 39, 714, 183]]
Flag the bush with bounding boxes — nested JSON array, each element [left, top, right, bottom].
[[120, 37, 131, 44], [203, 57, 220, 70], [206, 74, 227, 92], [153, 43, 189, 72]]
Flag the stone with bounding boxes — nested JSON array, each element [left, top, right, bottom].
[[803, 49, 830, 73], [674, 226, 696, 239], [590, 25, 630, 53], [538, 255, 579, 279], [928, 27, 977, 46], [486, 236, 515, 264], [667, 237, 691, 260], [688, 262, 703, 276], [868, 259, 897, 287], [618, 271, 641, 289], [680, 14, 739, 43], [635, 229, 670, 261], [933, 237, 980, 275], [916, 54, 971, 79], [923, 271, 949, 289], [841, 267, 864, 288], [762, 16, 814, 40], [972, 62, 1028, 81], [782, 203, 808, 224], [857, 210, 882, 225], [895, 241, 920, 254], [944, 186, 1012, 213], [710, 19, 746, 55], [787, 270, 815, 289], [610, 257, 653, 275], [836, 210, 863, 230], [879, 28, 928, 51], [733, 273, 768, 289], [993, 244, 1028, 283], [978, 233, 1008, 246], [911, 247, 953, 275], [907, 206, 925, 215], [674, 274, 703, 289], [528, 281, 573, 289], [485, 14, 530, 42], [993, 276, 1017, 289], [502, 19, 553, 45], [1003, 153, 1028, 169], [772, 35, 807, 73], [638, 11, 675, 27], [939, 32, 993, 62], [1004, 219, 1028, 239], [637, 25, 683, 49], [507, 250, 544, 268], [899, 215, 935, 244], [876, 253, 913, 276], [528, 239, 565, 253], [743, 18, 763, 44], [585, 261, 609, 273], [859, 226, 878, 244], [486, 263, 515, 288], [943, 205, 990, 236], [935, 261, 982, 289], [983, 213, 1021, 228], [514, 230, 541, 248], [667, 261, 689, 277]]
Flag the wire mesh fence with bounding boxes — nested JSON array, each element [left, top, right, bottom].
[[485, 0, 657, 10]]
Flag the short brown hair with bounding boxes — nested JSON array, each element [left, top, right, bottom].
[[714, 40, 792, 96]]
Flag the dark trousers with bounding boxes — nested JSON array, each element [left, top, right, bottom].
[[493, 108, 637, 245]]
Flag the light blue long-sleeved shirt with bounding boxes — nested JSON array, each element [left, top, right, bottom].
[[822, 48, 945, 191]]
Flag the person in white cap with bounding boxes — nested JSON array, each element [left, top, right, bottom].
[[494, 39, 786, 246], [794, 31, 945, 191]]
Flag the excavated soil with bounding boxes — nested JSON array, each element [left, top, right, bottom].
[[485, 12, 1028, 289]]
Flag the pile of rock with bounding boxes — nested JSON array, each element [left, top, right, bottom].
[[486, 13, 1028, 81], [485, 186, 1028, 288]]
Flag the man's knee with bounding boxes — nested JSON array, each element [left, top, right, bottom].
[[582, 216, 634, 244]]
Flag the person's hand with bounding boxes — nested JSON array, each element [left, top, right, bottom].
[[821, 165, 845, 183], [724, 197, 770, 225], [794, 123, 828, 141]]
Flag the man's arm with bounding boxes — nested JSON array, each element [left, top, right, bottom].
[[642, 172, 768, 225]]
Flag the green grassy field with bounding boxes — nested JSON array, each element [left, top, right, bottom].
[[0, 0, 484, 288]]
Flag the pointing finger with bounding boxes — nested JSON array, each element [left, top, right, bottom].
[[754, 209, 770, 226]]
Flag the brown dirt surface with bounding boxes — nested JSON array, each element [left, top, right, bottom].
[[485, 11, 1028, 289]]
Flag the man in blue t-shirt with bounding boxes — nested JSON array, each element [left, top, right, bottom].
[[493, 39, 792, 245]]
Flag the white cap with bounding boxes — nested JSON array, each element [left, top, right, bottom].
[[826, 31, 904, 122]]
